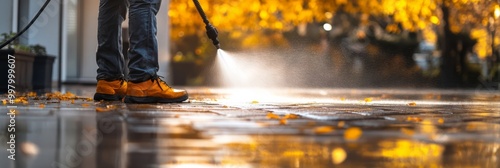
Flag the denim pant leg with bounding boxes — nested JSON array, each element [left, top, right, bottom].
[[96, 0, 128, 81], [127, 0, 162, 83]]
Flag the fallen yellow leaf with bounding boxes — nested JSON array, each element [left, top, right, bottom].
[[27, 92, 37, 97], [408, 102, 417, 106], [266, 112, 280, 119], [279, 118, 287, 125], [438, 118, 444, 124], [251, 100, 259, 104], [39, 104, 45, 108], [82, 104, 90, 107], [364, 97, 373, 103], [64, 92, 76, 98], [331, 147, 347, 164], [337, 121, 345, 128], [407, 116, 423, 122], [314, 126, 334, 134], [95, 107, 111, 112], [401, 128, 415, 136], [284, 114, 299, 119], [344, 127, 363, 140]]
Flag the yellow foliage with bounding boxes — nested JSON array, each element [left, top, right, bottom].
[[169, 0, 341, 39], [169, 0, 499, 59], [422, 27, 437, 43], [471, 28, 492, 59]]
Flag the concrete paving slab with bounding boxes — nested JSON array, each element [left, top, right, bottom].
[[0, 86, 499, 168]]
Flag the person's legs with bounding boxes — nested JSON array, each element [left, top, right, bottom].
[[127, 0, 161, 82], [94, 0, 128, 101], [96, 0, 127, 80], [125, 0, 188, 103]]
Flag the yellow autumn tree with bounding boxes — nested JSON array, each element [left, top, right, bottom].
[[356, 0, 499, 86], [169, 0, 500, 86], [169, 0, 343, 43]]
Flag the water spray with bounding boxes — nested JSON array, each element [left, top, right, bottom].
[[192, 0, 220, 49]]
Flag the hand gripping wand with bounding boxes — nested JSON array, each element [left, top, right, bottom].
[[192, 0, 220, 49]]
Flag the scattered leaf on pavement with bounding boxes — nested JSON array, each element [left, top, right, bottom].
[[401, 128, 415, 136], [338, 121, 345, 128], [407, 116, 423, 122], [438, 118, 444, 124], [95, 107, 110, 112], [314, 126, 334, 134], [27, 92, 37, 97], [331, 147, 347, 164], [279, 118, 287, 125], [266, 112, 280, 119], [284, 114, 299, 119], [344, 127, 363, 140], [364, 97, 373, 103]]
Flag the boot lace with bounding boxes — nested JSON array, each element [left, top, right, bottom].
[[151, 76, 171, 91]]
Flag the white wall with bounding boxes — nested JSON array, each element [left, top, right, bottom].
[[18, 0, 62, 83], [78, 0, 100, 82], [63, 0, 80, 80], [0, 0, 13, 35], [158, 0, 172, 83]]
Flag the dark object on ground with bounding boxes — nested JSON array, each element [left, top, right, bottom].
[[33, 55, 55, 92]]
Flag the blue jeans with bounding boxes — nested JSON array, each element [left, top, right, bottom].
[[96, 0, 162, 82]]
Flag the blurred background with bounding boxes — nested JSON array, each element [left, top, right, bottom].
[[168, 0, 500, 89], [0, 0, 499, 89]]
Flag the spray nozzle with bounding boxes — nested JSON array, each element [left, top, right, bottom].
[[193, 0, 220, 49], [205, 24, 220, 49]]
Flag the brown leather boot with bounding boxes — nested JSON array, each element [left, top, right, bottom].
[[124, 78, 188, 103], [94, 79, 127, 101]]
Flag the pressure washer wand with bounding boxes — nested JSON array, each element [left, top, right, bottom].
[[192, 0, 220, 49]]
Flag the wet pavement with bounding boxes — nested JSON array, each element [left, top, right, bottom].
[[1, 86, 500, 168]]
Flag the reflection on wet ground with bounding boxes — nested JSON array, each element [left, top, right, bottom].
[[1, 87, 499, 168]]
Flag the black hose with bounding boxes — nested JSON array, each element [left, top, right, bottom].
[[0, 0, 52, 49], [192, 0, 220, 49], [193, 0, 209, 25]]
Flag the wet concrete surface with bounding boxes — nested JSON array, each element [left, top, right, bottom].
[[1, 86, 499, 168]]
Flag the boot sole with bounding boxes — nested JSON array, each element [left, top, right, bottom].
[[124, 94, 189, 104], [94, 93, 124, 101]]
